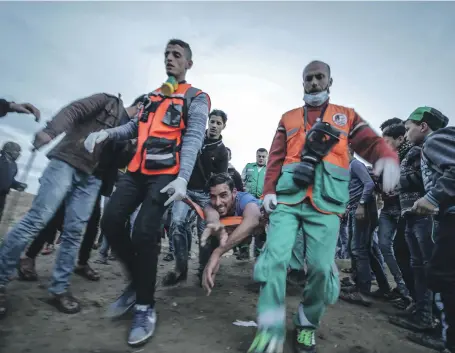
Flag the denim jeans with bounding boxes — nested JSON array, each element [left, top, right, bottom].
[[170, 189, 210, 273], [337, 215, 349, 259], [378, 212, 409, 295], [0, 159, 101, 294], [348, 201, 390, 293], [405, 215, 434, 319]]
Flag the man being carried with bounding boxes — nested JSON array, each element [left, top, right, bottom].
[[246, 60, 399, 353], [163, 109, 228, 286]]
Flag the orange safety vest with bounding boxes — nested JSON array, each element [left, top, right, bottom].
[[128, 83, 209, 176], [279, 103, 356, 213]]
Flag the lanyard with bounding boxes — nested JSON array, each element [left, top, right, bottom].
[[303, 104, 328, 133]]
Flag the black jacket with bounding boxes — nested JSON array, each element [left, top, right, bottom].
[[188, 133, 228, 191], [228, 164, 244, 191], [0, 154, 20, 194]]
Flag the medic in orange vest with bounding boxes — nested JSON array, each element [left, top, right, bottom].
[[246, 61, 400, 353], [84, 39, 210, 347]]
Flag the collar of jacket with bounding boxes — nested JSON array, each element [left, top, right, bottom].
[[397, 141, 414, 161]]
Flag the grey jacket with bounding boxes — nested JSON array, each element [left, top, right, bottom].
[[422, 127, 455, 214]]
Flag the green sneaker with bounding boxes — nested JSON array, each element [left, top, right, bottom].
[[248, 329, 284, 353], [294, 326, 316, 353]]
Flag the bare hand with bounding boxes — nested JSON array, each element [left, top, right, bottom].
[[411, 197, 439, 216], [10, 102, 41, 122], [202, 251, 222, 295], [200, 223, 228, 248], [355, 205, 365, 220], [33, 131, 52, 150]]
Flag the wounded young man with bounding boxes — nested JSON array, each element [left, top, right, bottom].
[[199, 173, 264, 294]]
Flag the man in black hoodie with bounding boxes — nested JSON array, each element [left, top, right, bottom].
[[162, 109, 228, 286]]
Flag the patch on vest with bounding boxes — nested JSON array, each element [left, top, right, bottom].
[[332, 113, 347, 127]]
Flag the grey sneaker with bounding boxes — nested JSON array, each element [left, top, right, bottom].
[[127, 305, 157, 346], [105, 283, 136, 318]]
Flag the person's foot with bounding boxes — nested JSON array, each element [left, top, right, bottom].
[[339, 288, 372, 307], [74, 264, 100, 281], [94, 255, 109, 265], [18, 257, 38, 281], [105, 283, 136, 318], [294, 326, 316, 353], [0, 286, 7, 319], [163, 253, 174, 262], [366, 288, 401, 301], [392, 296, 414, 310], [162, 269, 188, 286], [48, 291, 81, 314], [340, 276, 355, 288], [248, 328, 285, 353], [389, 312, 436, 332], [127, 305, 157, 347], [406, 332, 445, 351]]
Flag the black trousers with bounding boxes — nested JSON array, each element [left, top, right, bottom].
[[101, 172, 173, 306], [26, 194, 102, 265], [393, 217, 415, 299], [428, 214, 455, 350], [0, 193, 7, 223]]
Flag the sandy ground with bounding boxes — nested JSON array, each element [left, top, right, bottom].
[[0, 192, 435, 353]]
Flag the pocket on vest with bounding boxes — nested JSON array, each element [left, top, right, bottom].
[[276, 169, 300, 195], [143, 137, 178, 170], [320, 162, 350, 206], [162, 103, 183, 127]]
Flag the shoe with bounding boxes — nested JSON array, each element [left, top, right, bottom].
[[389, 312, 436, 332], [294, 326, 316, 353], [162, 269, 187, 286], [163, 253, 174, 262], [339, 289, 372, 307], [248, 328, 284, 353], [105, 283, 136, 318], [18, 257, 38, 281], [406, 332, 445, 351], [127, 305, 157, 346]]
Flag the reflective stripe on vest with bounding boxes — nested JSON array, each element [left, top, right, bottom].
[[128, 84, 205, 176]]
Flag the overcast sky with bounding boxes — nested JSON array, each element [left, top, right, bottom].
[[1, 1, 454, 194]]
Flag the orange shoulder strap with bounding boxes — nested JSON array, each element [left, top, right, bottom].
[[181, 197, 243, 226]]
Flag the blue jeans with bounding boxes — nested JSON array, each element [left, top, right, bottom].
[[378, 212, 409, 295], [0, 159, 101, 294], [337, 215, 349, 259], [348, 202, 390, 293], [405, 215, 434, 319], [170, 189, 209, 273]]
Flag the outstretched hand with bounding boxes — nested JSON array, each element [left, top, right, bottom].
[[202, 251, 222, 296]]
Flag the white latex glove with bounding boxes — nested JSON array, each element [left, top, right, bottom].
[[373, 157, 400, 193], [160, 177, 188, 207], [263, 193, 277, 214], [84, 130, 109, 153]]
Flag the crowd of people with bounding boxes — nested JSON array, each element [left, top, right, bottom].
[[0, 38, 453, 353]]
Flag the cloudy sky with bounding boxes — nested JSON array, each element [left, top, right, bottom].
[[0, 1, 454, 194]]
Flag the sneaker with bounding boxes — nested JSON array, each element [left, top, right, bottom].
[[18, 257, 38, 281], [389, 312, 436, 332], [94, 256, 109, 265], [127, 305, 157, 346], [0, 286, 7, 319], [162, 269, 187, 286], [163, 253, 174, 262], [105, 283, 136, 318], [339, 289, 372, 307], [406, 332, 445, 351], [294, 326, 316, 353]]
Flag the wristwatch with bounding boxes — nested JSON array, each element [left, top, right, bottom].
[[359, 200, 365, 205]]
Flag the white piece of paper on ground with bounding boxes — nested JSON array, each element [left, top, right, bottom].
[[233, 320, 258, 327]]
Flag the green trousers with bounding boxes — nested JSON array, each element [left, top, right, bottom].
[[254, 202, 340, 332]]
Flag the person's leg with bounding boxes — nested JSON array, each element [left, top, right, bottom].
[[48, 173, 102, 312], [162, 199, 191, 285], [250, 203, 300, 353], [394, 217, 415, 299], [378, 212, 408, 295], [428, 215, 455, 352], [127, 174, 173, 346], [75, 194, 102, 281], [294, 203, 340, 351], [0, 194, 6, 223], [0, 160, 75, 289]]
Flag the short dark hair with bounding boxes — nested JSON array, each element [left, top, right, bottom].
[[209, 109, 227, 124], [379, 118, 403, 132], [167, 39, 192, 60], [207, 172, 235, 192], [383, 124, 406, 139], [257, 148, 268, 154], [131, 95, 145, 107]]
